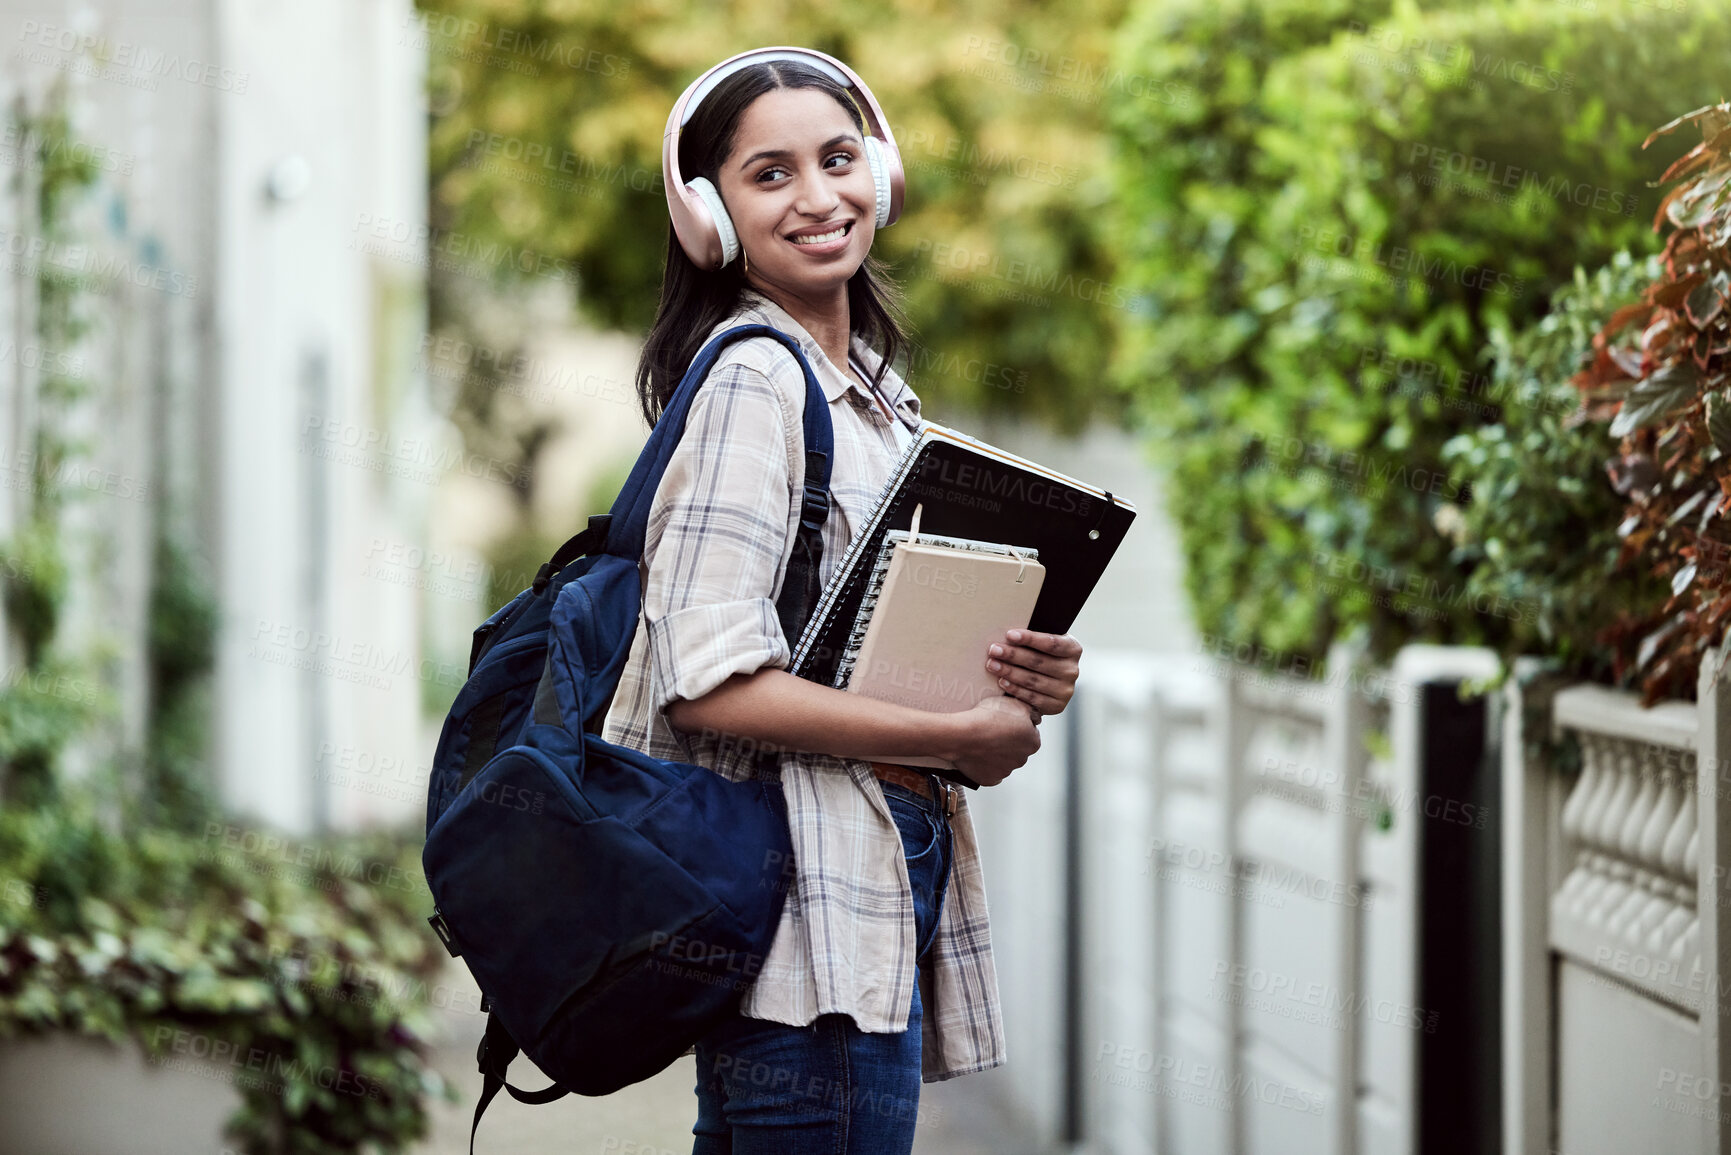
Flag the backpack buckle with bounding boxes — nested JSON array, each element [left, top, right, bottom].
[[799, 483, 830, 532], [428, 909, 462, 958]]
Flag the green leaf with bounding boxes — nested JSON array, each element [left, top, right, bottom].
[[1708, 391, 1731, 456]]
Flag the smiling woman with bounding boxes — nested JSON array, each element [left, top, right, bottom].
[[601, 47, 1083, 1155], [633, 52, 910, 429], [717, 91, 880, 359]]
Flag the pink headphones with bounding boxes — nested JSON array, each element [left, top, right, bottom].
[[661, 46, 906, 271]]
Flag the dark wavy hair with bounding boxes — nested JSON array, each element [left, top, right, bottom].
[[634, 59, 910, 427]]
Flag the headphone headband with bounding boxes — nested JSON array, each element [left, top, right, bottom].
[[680, 51, 851, 127], [661, 46, 905, 270]]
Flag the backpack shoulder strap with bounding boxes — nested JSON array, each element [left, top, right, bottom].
[[604, 324, 835, 644], [469, 1012, 568, 1154]]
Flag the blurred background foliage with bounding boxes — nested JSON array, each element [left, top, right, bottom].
[[415, 0, 1143, 513], [1107, 0, 1729, 670]]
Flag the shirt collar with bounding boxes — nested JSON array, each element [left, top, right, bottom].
[[734, 289, 923, 425]]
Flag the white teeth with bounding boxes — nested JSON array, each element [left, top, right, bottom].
[[792, 225, 847, 245]]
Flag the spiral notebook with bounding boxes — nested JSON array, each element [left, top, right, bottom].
[[791, 419, 1136, 688], [835, 523, 1045, 771]]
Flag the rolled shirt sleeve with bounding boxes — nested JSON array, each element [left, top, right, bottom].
[[642, 357, 800, 715]]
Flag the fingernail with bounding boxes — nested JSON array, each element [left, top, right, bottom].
[[1008, 630, 1023, 642], [987, 659, 1001, 671], [999, 678, 1010, 688], [989, 644, 1003, 656]]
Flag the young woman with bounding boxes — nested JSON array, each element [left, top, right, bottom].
[[600, 47, 1084, 1154]]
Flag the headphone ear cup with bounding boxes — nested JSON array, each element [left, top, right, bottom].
[[862, 137, 893, 230], [686, 176, 740, 267]]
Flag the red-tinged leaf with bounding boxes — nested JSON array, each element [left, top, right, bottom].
[[1643, 103, 1722, 149], [1654, 273, 1707, 310], [1701, 107, 1731, 144], [1636, 614, 1685, 670], [1609, 454, 1661, 496], [1670, 491, 1710, 527], [1607, 345, 1645, 379], [1667, 231, 1711, 267], [1659, 142, 1714, 185], [1671, 169, 1731, 231], [1651, 361, 1701, 394], [1605, 301, 1655, 339], [1611, 364, 1701, 437], [1687, 277, 1727, 328], [1656, 183, 1690, 231], [1696, 335, 1717, 372], [1642, 315, 1678, 355]]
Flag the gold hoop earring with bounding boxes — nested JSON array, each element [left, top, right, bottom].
[[741, 248, 750, 277]]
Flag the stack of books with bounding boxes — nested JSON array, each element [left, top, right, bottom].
[[791, 420, 1138, 777]]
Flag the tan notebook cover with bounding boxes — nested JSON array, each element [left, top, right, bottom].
[[845, 540, 1046, 769]]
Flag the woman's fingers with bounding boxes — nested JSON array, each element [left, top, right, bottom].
[[997, 679, 1066, 716], [986, 630, 1081, 715], [1007, 629, 1083, 660], [993, 666, 1072, 714], [987, 637, 1080, 679]]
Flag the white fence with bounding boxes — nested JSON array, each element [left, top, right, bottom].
[[971, 643, 1500, 1154], [1504, 655, 1731, 1155]]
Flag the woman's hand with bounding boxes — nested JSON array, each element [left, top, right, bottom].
[[985, 629, 1083, 722], [948, 695, 1041, 787]]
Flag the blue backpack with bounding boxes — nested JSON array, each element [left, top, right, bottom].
[[421, 325, 835, 1150]]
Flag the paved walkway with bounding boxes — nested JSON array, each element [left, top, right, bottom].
[[410, 963, 1059, 1155]]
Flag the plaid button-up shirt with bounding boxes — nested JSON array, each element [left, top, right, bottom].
[[601, 290, 1005, 1081]]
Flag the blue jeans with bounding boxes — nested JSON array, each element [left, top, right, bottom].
[[691, 775, 955, 1155]]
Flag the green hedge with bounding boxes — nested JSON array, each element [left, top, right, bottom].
[[1440, 251, 1670, 682], [1108, 0, 1729, 663]]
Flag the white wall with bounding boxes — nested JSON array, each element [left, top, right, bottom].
[[212, 0, 431, 832], [2, 0, 433, 833]]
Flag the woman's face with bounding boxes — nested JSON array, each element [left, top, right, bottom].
[[715, 86, 877, 301]]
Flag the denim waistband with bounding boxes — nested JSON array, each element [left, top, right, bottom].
[[878, 773, 954, 821]]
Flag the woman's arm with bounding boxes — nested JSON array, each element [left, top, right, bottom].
[[666, 668, 1041, 787]]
